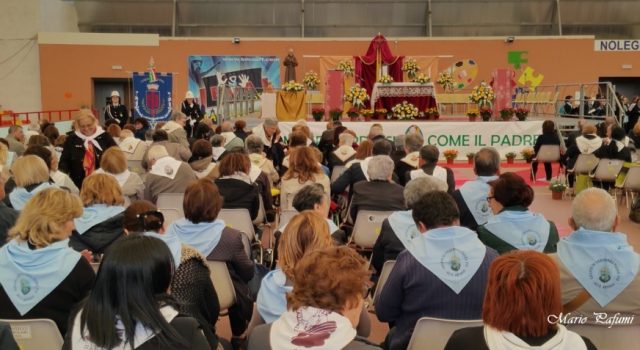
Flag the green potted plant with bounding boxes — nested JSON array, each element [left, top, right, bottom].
[[521, 148, 535, 163], [311, 107, 325, 122], [467, 109, 478, 122], [329, 108, 343, 121], [500, 107, 515, 121], [347, 107, 360, 121], [515, 107, 529, 121], [362, 109, 374, 121], [549, 180, 567, 200], [443, 149, 458, 165], [479, 106, 493, 121], [505, 152, 517, 164], [466, 152, 475, 164]]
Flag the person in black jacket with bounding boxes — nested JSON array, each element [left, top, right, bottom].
[[181, 91, 205, 138], [531, 120, 562, 181], [595, 125, 632, 162], [59, 112, 117, 189], [215, 152, 261, 221], [0, 176, 18, 247], [64, 235, 210, 350], [104, 91, 129, 127]]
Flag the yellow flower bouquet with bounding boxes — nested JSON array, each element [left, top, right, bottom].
[[392, 100, 419, 120], [303, 71, 320, 90], [282, 80, 305, 92], [469, 82, 495, 107], [344, 84, 369, 109], [402, 58, 420, 79], [413, 73, 431, 84], [437, 72, 455, 92], [337, 60, 354, 77], [378, 74, 394, 84]]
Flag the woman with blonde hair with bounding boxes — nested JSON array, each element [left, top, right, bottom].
[[280, 147, 330, 210], [59, 111, 117, 188], [68, 173, 126, 255], [0, 188, 94, 335], [95, 146, 144, 200], [8, 155, 55, 210]]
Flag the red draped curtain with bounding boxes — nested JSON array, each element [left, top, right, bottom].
[[354, 34, 404, 108]]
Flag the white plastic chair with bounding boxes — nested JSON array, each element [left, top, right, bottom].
[[622, 166, 640, 208], [218, 208, 256, 243], [530, 145, 562, 183], [569, 153, 599, 175], [372, 260, 396, 306], [349, 210, 393, 250], [567, 323, 640, 350], [204, 261, 237, 312], [406, 317, 484, 350], [156, 193, 185, 218], [0, 318, 63, 350]]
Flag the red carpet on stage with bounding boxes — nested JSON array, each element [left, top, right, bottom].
[[448, 161, 562, 188]]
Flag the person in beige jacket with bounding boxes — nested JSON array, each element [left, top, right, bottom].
[[246, 134, 279, 186], [161, 111, 190, 149], [143, 145, 197, 204]]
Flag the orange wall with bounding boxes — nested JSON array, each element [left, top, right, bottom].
[[39, 36, 640, 111]]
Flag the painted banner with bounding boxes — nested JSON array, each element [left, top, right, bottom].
[[279, 121, 543, 160], [188, 55, 280, 115], [133, 72, 173, 126]]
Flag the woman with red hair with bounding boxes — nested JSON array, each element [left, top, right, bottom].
[[445, 250, 596, 349]]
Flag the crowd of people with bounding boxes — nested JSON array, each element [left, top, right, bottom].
[[0, 106, 638, 350]]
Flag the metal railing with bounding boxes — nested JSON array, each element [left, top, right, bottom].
[[0, 109, 79, 126]]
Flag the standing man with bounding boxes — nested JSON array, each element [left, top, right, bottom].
[[181, 90, 205, 138], [104, 91, 129, 127]]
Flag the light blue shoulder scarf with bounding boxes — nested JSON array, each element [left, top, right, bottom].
[[482, 210, 551, 252], [143, 231, 183, 269], [256, 268, 293, 323], [387, 210, 420, 250], [458, 176, 497, 226], [74, 204, 125, 235], [168, 218, 225, 257], [557, 228, 640, 307], [9, 182, 56, 210], [407, 226, 487, 294], [0, 239, 81, 315]]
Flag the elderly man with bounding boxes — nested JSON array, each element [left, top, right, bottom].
[[376, 191, 497, 350], [161, 111, 189, 149], [550, 188, 640, 323], [407, 145, 455, 193], [350, 155, 405, 222], [331, 139, 397, 196], [371, 176, 448, 275], [328, 131, 356, 169], [394, 133, 424, 186], [452, 147, 500, 231], [252, 117, 284, 169], [141, 130, 191, 169], [143, 145, 196, 203], [221, 120, 244, 150], [5, 125, 25, 156]]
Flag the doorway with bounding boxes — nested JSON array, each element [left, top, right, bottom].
[[93, 78, 132, 124], [599, 77, 640, 100]]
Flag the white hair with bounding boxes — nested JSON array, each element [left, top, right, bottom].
[[369, 125, 384, 139], [119, 129, 134, 139], [367, 155, 394, 181], [404, 133, 424, 152], [221, 121, 233, 132], [404, 177, 448, 207], [171, 111, 186, 121], [263, 117, 278, 127], [572, 188, 617, 232], [147, 145, 169, 163], [339, 132, 355, 146]]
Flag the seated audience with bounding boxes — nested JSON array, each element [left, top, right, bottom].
[[318, 120, 340, 161], [0, 188, 93, 335], [246, 134, 279, 186], [477, 173, 558, 254], [280, 147, 330, 210], [188, 139, 215, 178], [249, 246, 379, 350], [331, 139, 395, 196], [43, 124, 60, 146], [550, 188, 640, 322], [371, 176, 447, 275], [59, 111, 117, 188], [211, 134, 227, 162], [143, 145, 196, 203], [350, 155, 405, 222], [106, 123, 122, 143], [252, 118, 285, 170], [142, 129, 191, 169], [123, 200, 223, 349], [452, 147, 500, 232], [69, 174, 125, 255], [0, 175, 17, 247], [595, 125, 633, 162], [5, 125, 25, 156], [564, 124, 602, 187], [95, 147, 144, 201], [328, 131, 357, 170], [118, 129, 149, 162], [221, 121, 245, 150], [234, 119, 250, 141], [8, 155, 55, 210], [65, 235, 209, 349], [161, 111, 190, 149], [345, 139, 373, 169], [376, 191, 497, 350], [0, 321, 18, 350], [215, 152, 261, 221], [394, 133, 424, 186], [282, 130, 309, 170], [133, 117, 150, 140], [445, 250, 596, 350], [0, 142, 10, 177], [23, 144, 78, 194], [168, 179, 254, 347], [407, 145, 455, 193], [532, 120, 562, 181]]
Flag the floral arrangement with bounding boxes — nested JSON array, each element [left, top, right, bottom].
[[329, 108, 343, 121], [361, 109, 374, 119], [437, 72, 455, 92], [401, 58, 420, 79], [469, 82, 495, 107], [282, 80, 304, 92], [499, 107, 515, 121], [344, 84, 369, 109], [337, 60, 354, 77], [424, 107, 440, 120], [505, 152, 517, 159], [347, 107, 360, 119], [311, 107, 325, 121], [413, 73, 431, 84], [392, 100, 419, 120], [303, 71, 320, 90], [515, 107, 530, 121], [378, 74, 394, 84], [466, 108, 479, 118], [549, 180, 567, 192], [374, 108, 388, 119], [443, 149, 459, 160], [521, 147, 535, 161], [479, 106, 493, 121]]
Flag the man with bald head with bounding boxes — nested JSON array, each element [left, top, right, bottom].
[[550, 188, 640, 323], [220, 120, 244, 150]]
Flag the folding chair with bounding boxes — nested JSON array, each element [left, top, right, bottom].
[[218, 208, 256, 258], [372, 260, 396, 306], [530, 145, 562, 184], [406, 317, 484, 350], [331, 165, 347, 183], [0, 318, 63, 350], [567, 324, 640, 350], [590, 159, 625, 197], [204, 261, 237, 312], [622, 166, 640, 208], [348, 210, 393, 250], [156, 193, 185, 219]]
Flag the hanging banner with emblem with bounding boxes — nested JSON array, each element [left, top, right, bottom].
[[133, 58, 173, 126]]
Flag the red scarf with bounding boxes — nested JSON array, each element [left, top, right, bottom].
[[83, 142, 96, 176]]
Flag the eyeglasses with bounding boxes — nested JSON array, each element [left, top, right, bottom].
[[137, 210, 165, 231]]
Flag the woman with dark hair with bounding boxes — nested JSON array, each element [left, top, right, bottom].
[[595, 125, 632, 162], [531, 120, 562, 181], [478, 173, 558, 254], [168, 179, 255, 348], [214, 151, 261, 221], [65, 235, 210, 349], [123, 200, 224, 349], [189, 139, 215, 178], [234, 119, 250, 141], [43, 124, 60, 146], [280, 147, 330, 210], [445, 250, 596, 350], [133, 117, 150, 140]]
